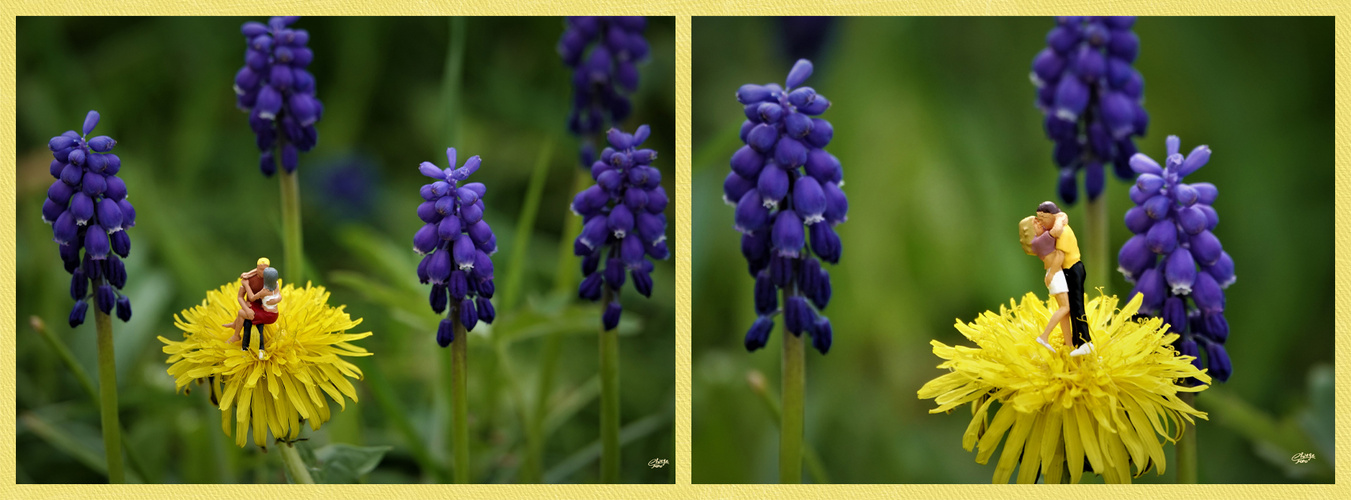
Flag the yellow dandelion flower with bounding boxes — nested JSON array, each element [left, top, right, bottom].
[[159, 280, 372, 448], [917, 292, 1210, 484]]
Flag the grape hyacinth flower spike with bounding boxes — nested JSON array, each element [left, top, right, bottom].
[[45, 110, 135, 327], [414, 147, 498, 347], [44, 110, 133, 483], [727, 58, 843, 484], [1031, 16, 1147, 204], [235, 16, 323, 177], [727, 58, 844, 356], [1118, 135, 1234, 383], [558, 16, 649, 166]]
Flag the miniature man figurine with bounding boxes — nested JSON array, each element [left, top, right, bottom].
[[224, 258, 282, 359], [1031, 202, 1093, 356]]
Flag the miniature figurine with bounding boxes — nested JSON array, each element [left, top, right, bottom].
[[224, 258, 281, 359], [1030, 202, 1093, 356], [1020, 217, 1072, 352]]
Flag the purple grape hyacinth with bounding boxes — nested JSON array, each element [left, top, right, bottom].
[[234, 16, 324, 176], [572, 125, 669, 330], [1118, 135, 1234, 383], [558, 16, 649, 166], [1031, 16, 1147, 204], [726, 59, 844, 355], [413, 148, 498, 347], [44, 110, 135, 326]]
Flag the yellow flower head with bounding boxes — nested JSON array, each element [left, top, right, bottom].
[[917, 292, 1210, 484], [159, 280, 372, 448]]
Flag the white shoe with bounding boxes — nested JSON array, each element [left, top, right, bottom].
[[258, 349, 266, 360], [1036, 337, 1056, 352], [1069, 342, 1095, 357]]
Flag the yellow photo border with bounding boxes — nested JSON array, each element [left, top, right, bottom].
[[2, 1, 1347, 498]]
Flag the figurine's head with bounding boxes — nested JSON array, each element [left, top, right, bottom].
[[1018, 216, 1040, 255], [256, 257, 270, 274], [1034, 201, 1060, 228], [262, 267, 279, 290]]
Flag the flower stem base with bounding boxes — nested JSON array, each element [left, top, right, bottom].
[[599, 287, 621, 483], [95, 310, 125, 484], [780, 310, 805, 484]]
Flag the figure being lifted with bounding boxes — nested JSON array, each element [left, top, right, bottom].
[[224, 257, 282, 360]]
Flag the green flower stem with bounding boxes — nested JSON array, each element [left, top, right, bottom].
[[599, 286, 620, 483], [780, 313, 805, 484], [1177, 392, 1198, 483], [451, 315, 471, 483], [746, 371, 829, 483], [94, 310, 125, 484], [277, 440, 315, 484], [1086, 192, 1108, 292], [279, 167, 304, 285]]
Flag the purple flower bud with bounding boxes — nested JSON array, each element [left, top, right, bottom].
[[48, 180, 74, 206], [1130, 153, 1163, 176], [1107, 30, 1139, 61], [1179, 338, 1201, 371], [756, 165, 789, 206], [602, 301, 623, 331], [1174, 205, 1206, 235], [1122, 206, 1151, 234], [1191, 271, 1224, 314], [604, 257, 627, 289], [772, 210, 804, 258], [87, 136, 116, 153], [59, 163, 83, 187], [83, 110, 100, 136], [42, 199, 64, 224], [631, 264, 654, 297], [414, 223, 439, 254], [735, 189, 771, 233], [448, 270, 468, 301], [804, 149, 842, 185], [773, 138, 808, 168], [579, 273, 604, 301], [1202, 311, 1228, 343], [786, 58, 813, 88], [476, 296, 496, 324], [636, 211, 665, 244], [1172, 183, 1198, 206], [115, 296, 132, 322], [427, 249, 452, 284], [747, 124, 778, 153], [49, 135, 77, 151], [620, 233, 645, 266], [1053, 75, 1089, 121], [460, 201, 484, 225], [1205, 341, 1231, 382], [737, 84, 773, 104], [1130, 267, 1166, 314], [730, 146, 764, 179], [809, 222, 842, 265], [571, 185, 610, 215], [822, 181, 848, 224], [67, 148, 86, 166], [69, 300, 88, 328], [53, 212, 78, 245], [744, 316, 774, 352], [117, 199, 135, 228], [467, 220, 493, 248], [1116, 234, 1152, 281], [624, 186, 648, 211], [793, 176, 828, 224], [256, 85, 283, 120], [1145, 220, 1177, 255], [582, 252, 601, 276], [1177, 145, 1211, 177], [608, 203, 635, 238], [757, 102, 784, 124], [1085, 161, 1105, 200], [477, 278, 496, 298], [437, 318, 454, 347], [452, 235, 477, 270], [1204, 251, 1235, 288], [783, 295, 813, 336], [1164, 248, 1197, 295], [810, 316, 833, 354], [1099, 92, 1135, 139], [741, 231, 770, 274], [784, 112, 813, 139], [1071, 45, 1105, 82], [81, 172, 107, 197], [70, 269, 88, 300], [70, 193, 94, 225], [805, 119, 833, 149], [430, 284, 449, 314], [1031, 48, 1065, 86], [1143, 195, 1171, 220], [95, 285, 115, 314], [1198, 204, 1219, 230], [95, 198, 123, 232], [1189, 230, 1223, 266]]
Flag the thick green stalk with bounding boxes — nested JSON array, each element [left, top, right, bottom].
[[780, 295, 805, 484], [1177, 392, 1198, 483], [279, 167, 304, 285], [94, 310, 125, 483], [746, 371, 829, 483], [452, 316, 471, 483], [278, 440, 315, 484], [1086, 190, 1108, 293], [599, 287, 620, 483]]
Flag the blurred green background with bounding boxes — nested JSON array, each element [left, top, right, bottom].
[[16, 16, 675, 483], [692, 17, 1333, 484]]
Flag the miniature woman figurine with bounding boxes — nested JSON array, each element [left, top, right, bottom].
[[1030, 202, 1093, 356], [224, 258, 282, 359], [1020, 217, 1073, 352]]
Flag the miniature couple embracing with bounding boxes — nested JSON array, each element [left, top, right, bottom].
[[1019, 202, 1093, 357], [223, 257, 281, 359]]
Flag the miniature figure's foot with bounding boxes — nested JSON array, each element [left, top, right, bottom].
[[257, 349, 266, 361], [1036, 337, 1056, 352], [1069, 342, 1095, 357], [227, 333, 240, 344]]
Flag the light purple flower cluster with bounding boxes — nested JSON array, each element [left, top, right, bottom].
[[413, 148, 498, 347], [725, 59, 844, 355], [1031, 16, 1147, 204], [44, 111, 135, 326], [1118, 136, 1234, 382], [571, 125, 669, 330], [558, 16, 649, 166], [234, 16, 323, 176]]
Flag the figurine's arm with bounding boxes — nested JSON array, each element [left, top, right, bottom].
[[240, 269, 258, 280], [1049, 212, 1068, 238], [267, 294, 283, 307]]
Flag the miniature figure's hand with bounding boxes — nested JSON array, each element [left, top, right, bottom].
[[1050, 212, 1068, 238], [1045, 270, 1054, 287], [243, 307, 255, 320]]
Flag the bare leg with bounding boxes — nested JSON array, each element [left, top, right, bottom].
[[1039, 293, 1072, 345], [224, 308, 249, 343]]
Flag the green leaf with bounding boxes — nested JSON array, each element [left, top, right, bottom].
[[312, 443, 392, 484]]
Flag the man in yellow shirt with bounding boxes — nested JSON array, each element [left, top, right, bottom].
[[1034, 201, 1090, 354]]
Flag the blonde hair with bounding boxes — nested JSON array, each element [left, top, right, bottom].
[[1018, 216, 1039, 256], [257, 257, 270, 266]]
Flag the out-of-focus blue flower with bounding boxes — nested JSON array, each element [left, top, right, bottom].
[[414, 147, 497, 346], [1118, 135, 1233, 383], [559, 16, 649, 166], [45, 111, 134, 326], [777, 17, 836, 66], [235, 16, 324, 177], [572, 125, 668, 330], [1031, 16, 1146, 204], [727, 59, 843, 355]]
